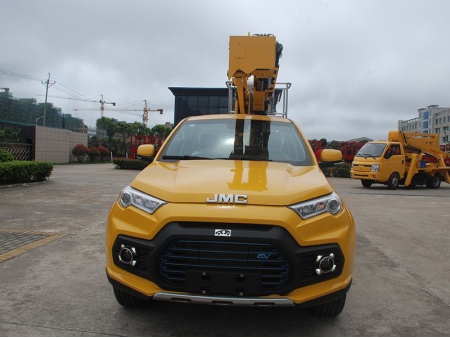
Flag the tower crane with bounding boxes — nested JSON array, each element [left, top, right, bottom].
[[39, 94, 116, 117], [74, 99, 163, 126]]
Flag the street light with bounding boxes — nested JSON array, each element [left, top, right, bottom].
[[36, 116, 44, 126]]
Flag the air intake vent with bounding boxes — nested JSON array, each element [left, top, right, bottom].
[[159, 240, 291, 296]]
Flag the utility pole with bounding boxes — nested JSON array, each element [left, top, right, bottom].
[[41, 73, 55, 127]]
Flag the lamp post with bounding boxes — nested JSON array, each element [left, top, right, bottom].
[[36, 116, 44, 126]]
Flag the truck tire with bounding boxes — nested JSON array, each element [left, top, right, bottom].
[[361, 180, 372, 188], [311, 294, 346, 316], [113, 287, 151, 308], [426, 175, 441, 189], [387, 173, 400, 190]]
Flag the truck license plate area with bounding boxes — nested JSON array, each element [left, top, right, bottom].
[[186, 270, 261, 296]]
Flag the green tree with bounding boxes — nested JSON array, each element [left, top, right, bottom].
[[96, 117, 118, 148], [328, 140, 339, 150], [128, 122, 152, 136], [0, 127, 20, 142], [116, 121, 130, 153], [151, 124, 172, 138]]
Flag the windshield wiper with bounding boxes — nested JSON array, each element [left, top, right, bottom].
[[357, 153, 377, 159], [162, 155, 214, 160]]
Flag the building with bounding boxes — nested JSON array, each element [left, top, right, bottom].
[[0, 91, 85, 132], [0, 90, 88, 163], [168, 85, 287, 126], [398, 105, 450, 148], [169, 87, 231, 125]]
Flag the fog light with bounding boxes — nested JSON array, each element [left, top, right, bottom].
[[118, 244, 137, 267], [315, 253, 336, 275]]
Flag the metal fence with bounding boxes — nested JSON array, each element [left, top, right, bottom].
[[0, 143, 32, 161]]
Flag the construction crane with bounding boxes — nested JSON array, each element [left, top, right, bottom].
[[41, 94, 116, 117], [74, 99, 163, 126]]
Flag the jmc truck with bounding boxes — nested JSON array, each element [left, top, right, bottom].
[[106, 34, 355, 316], [350, 130, 450, 189]]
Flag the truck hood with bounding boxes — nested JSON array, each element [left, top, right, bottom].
[[131, 160, 333, 206]]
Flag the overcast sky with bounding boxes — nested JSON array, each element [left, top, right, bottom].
[[1, 0, 450, 141]]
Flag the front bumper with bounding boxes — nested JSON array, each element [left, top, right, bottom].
[[106, 201, 355, 306], [107, 270, 352, 307]]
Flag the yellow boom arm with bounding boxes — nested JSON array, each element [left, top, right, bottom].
[[228, 34, 283, 115]]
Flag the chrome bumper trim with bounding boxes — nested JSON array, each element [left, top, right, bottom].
[[153, 292, 295, 307]]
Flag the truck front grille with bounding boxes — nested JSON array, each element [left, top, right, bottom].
[[159, 240, 291, 296]]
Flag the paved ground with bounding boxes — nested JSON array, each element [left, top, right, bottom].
[[1, 163, 450, 336]]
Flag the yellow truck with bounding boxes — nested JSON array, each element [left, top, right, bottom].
[[106, 34, 355, 316], [350, 130, 450, 189]]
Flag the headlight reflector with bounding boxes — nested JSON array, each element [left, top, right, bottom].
[[289, 192, 342, 219], [119, 185, 166, 214]]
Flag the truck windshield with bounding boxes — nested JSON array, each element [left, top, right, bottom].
[[160, 118, 313, 166], [355, 143, 386, 158]]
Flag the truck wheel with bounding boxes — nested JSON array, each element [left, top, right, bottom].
[[361, 180, 372, 188], [113, 287, 151, 308], [311, 294, 346, 316], [426, 175, 441, 189], [387, 173, 400, 190]]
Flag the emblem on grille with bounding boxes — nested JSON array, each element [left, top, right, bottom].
[[215, 229, 231, 237], [206, 194, 247, 204], [257, 253, 271, 259]]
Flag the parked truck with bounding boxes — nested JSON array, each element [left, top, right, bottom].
[[106, 34, 355, 315], [350, 130, 450, 189]]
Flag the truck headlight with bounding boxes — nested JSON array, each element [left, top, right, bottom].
[[288, 192, 342, 219], [371, 163, 379, 172], [119, 185, 166, 214]]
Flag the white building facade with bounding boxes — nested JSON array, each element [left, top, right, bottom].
[[398, 105, 450, 150]]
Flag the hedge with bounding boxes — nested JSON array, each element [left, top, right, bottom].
[[0, 161, 54, 185], [0, 149, 14, 162], [113, 158, 148, 170], [334, 163, 351, 178]]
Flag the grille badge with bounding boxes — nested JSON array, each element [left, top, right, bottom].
[[215, 229, 231, 237]]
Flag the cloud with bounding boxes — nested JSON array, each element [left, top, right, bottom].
[[2, 0, 450, 141]]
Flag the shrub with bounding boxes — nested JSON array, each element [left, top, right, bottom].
[[113, 158, 148, 170], [334, 163, 351, 178], [88, 147, 100, 162], [0, 149, 14, 162], [72, 144, 90, 162], [98, 146, 109, 162], [0, 161, 53, 185]]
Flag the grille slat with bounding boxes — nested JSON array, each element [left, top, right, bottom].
[[159, 240, 291, 295]]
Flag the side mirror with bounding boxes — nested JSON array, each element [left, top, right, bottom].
[[319, 149, 343, 168], [384, 150, 392, 159], [136, 144, 156, 162]]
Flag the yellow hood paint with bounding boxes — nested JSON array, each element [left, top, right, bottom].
[[131, 159, 332, 205]]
